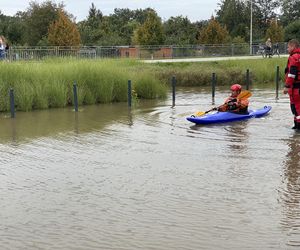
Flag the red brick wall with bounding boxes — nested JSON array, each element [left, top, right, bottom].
[[119, 48, 139, 58], [154, 48, 172, 58], [119, 47, 173, 59]]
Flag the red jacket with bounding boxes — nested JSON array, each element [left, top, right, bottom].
[[285, 48, 300, 88]]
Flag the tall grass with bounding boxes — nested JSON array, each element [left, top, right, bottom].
[[0, 57, 287, 112], [151, 57, 287, 87], [0, 59, 167, 112]]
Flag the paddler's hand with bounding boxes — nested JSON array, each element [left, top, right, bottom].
[[283, 87, 288, 94], [228, 98, 237, 103], [228, 102, 238, 110]]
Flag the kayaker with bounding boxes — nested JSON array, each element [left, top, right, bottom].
[[218, 84, 249, 114], [283, 39, 300, 130]]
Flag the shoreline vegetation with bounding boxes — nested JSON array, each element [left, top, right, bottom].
[[153, 57, 286, 87], [0, 57, 287, 112], [0, 59, 167, 112]]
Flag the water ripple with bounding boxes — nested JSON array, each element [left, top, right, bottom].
[[0, 89, 298, 249]]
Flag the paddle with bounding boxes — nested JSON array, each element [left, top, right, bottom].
[[194, 90, 252, 117]]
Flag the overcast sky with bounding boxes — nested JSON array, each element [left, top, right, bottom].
[[2, 0, 220, 22]]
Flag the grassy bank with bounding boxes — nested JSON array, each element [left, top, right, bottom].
[[0, 59, 167, 112], [0, 57, 287, 112], [148, 57, 287, 87]]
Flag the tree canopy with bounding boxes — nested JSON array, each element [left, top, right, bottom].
[[22, 1, 62, 45], [1, 0, 300, 46], [265, 20, 284, 43], [163, 16, 198, 45], [132, 10, 164, 45], [284, 20, 300, 41], [48, 10, 81, 46], [198, 16, 229, 44]]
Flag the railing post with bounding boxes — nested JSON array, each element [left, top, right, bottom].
[[9, 88, 15, 118], [275, 66, 279, 100], [73, 82, 78, 112], [172, 76, 176, 107], [246, 69, 250, 90], [212, 73, 216, 104], [128, 80, 132, 107]]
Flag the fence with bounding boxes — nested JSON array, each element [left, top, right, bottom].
[[5, 43, 288, 61]]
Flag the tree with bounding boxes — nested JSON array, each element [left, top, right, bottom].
[[133, 8, 154, 24], [254, 0, 280, 35], [280, 0, 300, 27], [48, 10, 81, 46], [106, 8, 154, 45], [284, 20, 300, 42], [0, 12, 24, 45], [198, 16, 230, 44], [163, 16, 198, 45], [132, 10, 164, 45], [216, 0, 248, 39], [231, 36, 246, 43], [22, 1, 63, 45], [78, 7, 150, 45], [86, 2, 103, 28], [265, 19, 284, 42], [77, 3, 103, 45], [94, 16, 129, 46], [107, 8, 139, 45]]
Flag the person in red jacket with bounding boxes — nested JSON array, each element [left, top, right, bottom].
[[283, 39, 300, 129], [218, 84, 249, 113]]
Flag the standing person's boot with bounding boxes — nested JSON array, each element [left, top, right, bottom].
[[292, 121, 300, 130]]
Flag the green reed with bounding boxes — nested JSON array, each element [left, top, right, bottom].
[[0, 59, 167, 112], [151, 57, 287, 87], [0, 57, 288, 112]]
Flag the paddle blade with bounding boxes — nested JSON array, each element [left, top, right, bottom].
[[194, 111, 205, 116], [194, 107, 216, 116]]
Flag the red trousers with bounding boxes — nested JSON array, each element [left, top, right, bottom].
[[289, 88, 300, 124]]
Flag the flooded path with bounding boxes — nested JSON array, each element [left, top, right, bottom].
[[0, 87, 300, 249]]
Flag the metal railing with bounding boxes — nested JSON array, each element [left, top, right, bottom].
[[4, 43, 288, 61]]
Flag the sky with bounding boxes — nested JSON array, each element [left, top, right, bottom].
[[1, 0, 220, 22]]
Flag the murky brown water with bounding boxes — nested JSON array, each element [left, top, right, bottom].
[[1, 87, 300, 250]]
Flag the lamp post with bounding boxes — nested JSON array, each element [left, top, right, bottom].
[[250, 0, 253, 55]]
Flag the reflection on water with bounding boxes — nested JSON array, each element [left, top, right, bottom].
[[282, 134, 300, 248], [0, 102, 140, 144], [1, 88, 300, 250], [225, 122, 249, 153]]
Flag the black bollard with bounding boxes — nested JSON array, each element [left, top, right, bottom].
[[211, 73, 216, 103], [9, 88, 15, 118], [73, 82, 78, 112], [128, 80, 132, 107], [275, 66, 279, 100], [172, 76, 176, 107], [246, 69, 250, 90]]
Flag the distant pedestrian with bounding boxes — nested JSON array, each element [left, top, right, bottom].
[[283, 39, 300, 130], [265, 38, 272, 57], [0, 36, 7, 60]]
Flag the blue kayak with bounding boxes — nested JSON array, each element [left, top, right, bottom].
[[187, 106, 272, 124]]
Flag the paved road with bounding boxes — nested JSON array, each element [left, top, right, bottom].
[[144, 54, 288, 63]]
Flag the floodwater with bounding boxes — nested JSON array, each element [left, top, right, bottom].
[[1, 87, 300, 250]]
